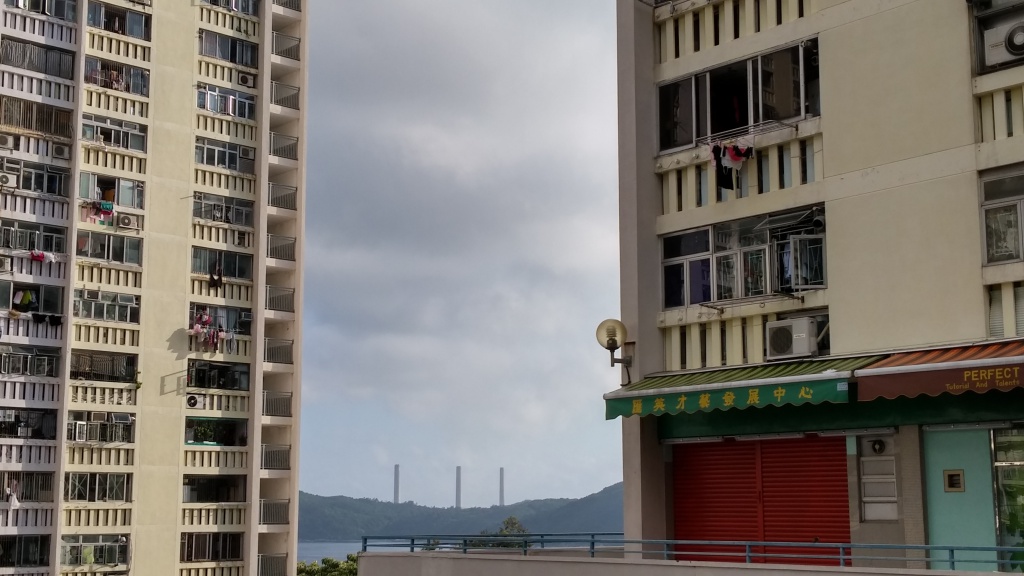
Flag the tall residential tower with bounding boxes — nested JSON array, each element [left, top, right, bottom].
[[0, 0, 306, 574]]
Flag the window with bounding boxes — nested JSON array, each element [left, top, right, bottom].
[[0, 281, 63, 313], [0, 157, 69, 196], [197, 83, 256, 120], [0, 346, 60, 377], [75, 231, 142, 265], [658, 40, 820, 151], [0, 95, 73, 138], [81, 113, 147, 152], [0, 535, 50, 567], [79, 172, 144, 208], [859, 437, 897, 521], [64, 472, 131, 502], [190, 303, 252, 335], [201, 0, 258, 16], [0, 219, 66, 252], [0, 37, 74, 79], [191, 247, 253, 280], [86, 1, 150, 40], [69, 350, 137, 383], [4, 0, 76, 21], [0, 472, 54, 502], [61, 534, 129, 566], [184, 417, 247, 446], [195, 137, 256, 174], [84, 56, 149, 96], [662, 207, 826, 308], [73, 289, 139, 323], [198, 30, 258, 68], [0, 408, 58, 439], [193, 192, 254, 227], [983, 172, 1024, 264], [975, 1, 1024, 74], [182, 475, 246, 503], [180, 532, 243, 563], [187, 360, 250, 391]]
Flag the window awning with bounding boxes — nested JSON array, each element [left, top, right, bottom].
[[857, 340, 1024, 401], [604, 356, 883, 419]]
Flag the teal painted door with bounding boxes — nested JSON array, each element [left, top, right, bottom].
[[923, 429, 997, 570]]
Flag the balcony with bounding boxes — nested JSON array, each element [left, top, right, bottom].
[[259, 499, 289, 524], [263, 391, 292, 417], [271, 82, 300, 110], [268, 182, 298, 211], [259, 554, 288, 576], [261, 444, 290, 470], [272, 32, 301, 61], [266, 234, 296, 261], [273, 0, 300, 11], [270, 132, 299, 161], [266, 286, 295, 313], [264, 338, 294, 364]]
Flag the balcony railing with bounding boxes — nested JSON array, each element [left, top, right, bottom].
[[261, 444, 290, 470], [271, 81, 300, 110], [266, 286, 295, 313], [264, 338, 294, 364], [268, 183, 297, 210], [260, 499, 290, 524], [263, 391, 292, 417], [273, 0, 301, 11], [272, 32, 301, 61], [270, 132, 299, 160], [266, 234, 296, 261], [259, 553, 288, 576]]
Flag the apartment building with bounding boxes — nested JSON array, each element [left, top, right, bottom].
[[610, 0, 1024, 568], [0, 0, 306, 575]]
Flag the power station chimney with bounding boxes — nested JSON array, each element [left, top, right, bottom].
[[393, 464, 399, 504], [499, 467, 505, 506], [456, 466, 462, 509]]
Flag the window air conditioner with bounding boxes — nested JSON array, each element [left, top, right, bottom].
[[186, 394, 206, 409], [117, 213, 141, 230], [0, 175, 10, 187], [0, 134, 15, 150], [91, 411, 108, 422], [237, 73, 256, 88], [985, 13, 1024, 68], [239, 147, 255, 160], [765, 317, 818, 361], [0, 257, 11, 273], [53, 144, 70, 160], [85, 290, 101, 301]]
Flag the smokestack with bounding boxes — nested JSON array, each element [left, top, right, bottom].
[[393, 464, 399, 504], [499, 467, 505, 507], [456, 466, 462, 509]]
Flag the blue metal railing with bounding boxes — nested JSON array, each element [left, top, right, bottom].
[[361, 534, 1024, 570]]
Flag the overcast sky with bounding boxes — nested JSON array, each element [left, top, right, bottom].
[[299, 0, 622, 509]]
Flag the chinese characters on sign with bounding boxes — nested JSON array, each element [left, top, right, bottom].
[[611, 379, 847, 419]]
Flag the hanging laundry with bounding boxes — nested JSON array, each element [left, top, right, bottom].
[[47, 315, 62, 327], [29, 250, 45, 262], [31, 313, 46, 323], [43, 252, 56, 264], [711, 145, 736, 191], [8, 310, 21, 319], [722, 145, 753, 171], [98, 201, 115, 215]]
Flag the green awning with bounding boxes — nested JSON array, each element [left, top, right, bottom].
[[604, 355, 883, 419]]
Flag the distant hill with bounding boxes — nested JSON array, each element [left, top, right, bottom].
[[299, 482, 623, 541]]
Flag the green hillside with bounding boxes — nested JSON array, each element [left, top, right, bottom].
[[299, 482, 623, 541]]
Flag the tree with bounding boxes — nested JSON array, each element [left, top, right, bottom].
[[469, 515, 530, 549], [296, 555, 358, 576], [497, 516, 528, 536]]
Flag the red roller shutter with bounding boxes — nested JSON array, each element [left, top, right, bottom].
[[673, 441, 760, 562], [672, 436, 850, 566], [760, 436, 850, 565]]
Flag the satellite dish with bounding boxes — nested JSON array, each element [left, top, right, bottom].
[[596, 319, 628, 352]]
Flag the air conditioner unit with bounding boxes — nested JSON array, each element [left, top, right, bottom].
[[239, 311, 252, 321], [0, 134, 15, 150], [0, 257, 11, 273], [85, 290, 101, 301], [117, 213, 141, 230], [53, 144, 70, 160], [765, 317, 818, 361], [239, 147, 255, 160], [237, 73, 256, 88], [0, 174, 10, 187], [0, 409, 14, 422], [90, 411, 108, 422], [985, 13, 1024, 68], [186, 394, 205, 409]]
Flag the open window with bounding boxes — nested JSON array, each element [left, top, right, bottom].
[[658, 39, 820, 151]]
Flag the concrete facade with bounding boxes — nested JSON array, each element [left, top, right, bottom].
[[616, 0, 1024, 560], [0, 0, 306, 575]]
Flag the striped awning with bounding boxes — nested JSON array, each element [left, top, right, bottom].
[[857, 340, 1024, 401], [604, 355, 883, 419]]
